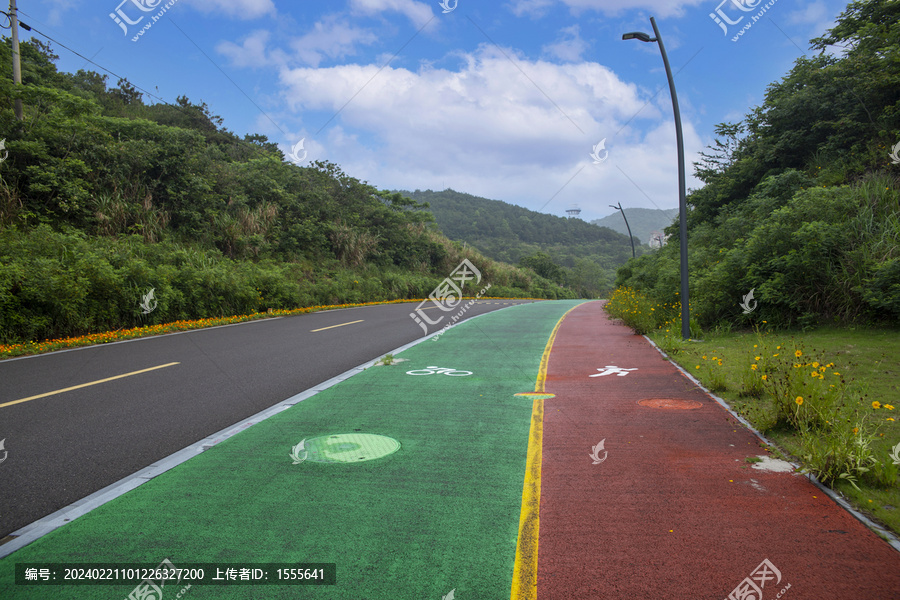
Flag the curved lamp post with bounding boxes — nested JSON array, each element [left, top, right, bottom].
[[623, 17, 690, 340], [610, 202, 636, 259]]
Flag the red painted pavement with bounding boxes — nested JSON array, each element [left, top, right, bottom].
[[537, 301, 900, 599]]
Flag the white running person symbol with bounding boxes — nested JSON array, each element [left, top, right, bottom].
[[589, 366, 638, 377]]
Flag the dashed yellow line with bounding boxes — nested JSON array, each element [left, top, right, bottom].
[[311, 319, 364, 332], [0, 362, 181, 409], [510, 303, 586, 599]]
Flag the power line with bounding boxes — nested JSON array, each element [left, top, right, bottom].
[[7, 12, 221, 130], [15, 20, 171, 107]]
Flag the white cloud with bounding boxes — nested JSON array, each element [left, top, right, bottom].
[[542, 25, 588, 62], [184, 0, 275, 20], [217, 30, 279, 68], [217, 18, 378, 70], [506, 0, 555, 18], [349, 0, 434, 28], [276, 44, 702, 219], [290, 17, 379, 67]]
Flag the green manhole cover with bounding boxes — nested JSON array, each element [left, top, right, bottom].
[[304, 434, 401, 463]]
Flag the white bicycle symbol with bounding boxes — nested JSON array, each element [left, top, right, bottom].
[[406, 366, 473, 376]]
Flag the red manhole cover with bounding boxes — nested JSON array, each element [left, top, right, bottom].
[[638, 398, 703, 410]]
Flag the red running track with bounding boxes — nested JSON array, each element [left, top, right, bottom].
[[536, 301, 900, 599]]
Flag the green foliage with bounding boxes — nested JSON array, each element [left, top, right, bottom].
[[0, 225, 572, 344], [403, 189, 633, 297], [519, 251, 565, 285], [615, 0, 900, 329], [0, 38, 582, 344]]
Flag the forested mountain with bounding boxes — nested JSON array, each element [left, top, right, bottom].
[[617, 0, 900, 329], [0, 40, 577, 345], [402, 188, 642, 295], [591, 208, 679, 246]]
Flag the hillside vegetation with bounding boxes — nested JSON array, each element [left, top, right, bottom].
[[0, 41, 576, 345], [616, 0, 900, 331], [403, 188, 640, 297]]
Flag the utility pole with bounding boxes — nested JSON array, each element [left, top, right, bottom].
[[9, 0, 24, 121]]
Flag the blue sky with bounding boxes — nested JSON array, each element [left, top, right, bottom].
[[19, 0, 849, 222]]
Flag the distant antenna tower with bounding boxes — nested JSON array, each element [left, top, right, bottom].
[[566, 204, 582, 219]]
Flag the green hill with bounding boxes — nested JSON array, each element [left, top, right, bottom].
[[401, 188, 643, 296], [0, 40, 578, 345], [591, 208, 679, 247]]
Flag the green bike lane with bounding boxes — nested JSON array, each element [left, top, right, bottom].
[[1, 299, 586, 599]]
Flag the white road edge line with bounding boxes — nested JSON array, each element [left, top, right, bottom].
[[0, 302, 530, 559], [643, 334, 900, 554]]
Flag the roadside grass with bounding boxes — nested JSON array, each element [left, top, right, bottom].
[[0, 297, 534, 360], [650, 325, 900, 537]]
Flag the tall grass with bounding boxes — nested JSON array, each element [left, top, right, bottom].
[[0, 225, 572, 345]]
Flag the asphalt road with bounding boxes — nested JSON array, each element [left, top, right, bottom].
[[0, 299, 537, 539]]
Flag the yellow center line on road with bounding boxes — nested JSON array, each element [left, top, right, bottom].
[[510, 302, 588, 600], [311, 319, 364, 332], [0, 362, 181, 409]]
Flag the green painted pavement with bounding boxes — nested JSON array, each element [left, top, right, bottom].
[[1, 300, 587, 599]]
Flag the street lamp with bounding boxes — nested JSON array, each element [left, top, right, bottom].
[[609, 202, 636, 259], [623, 17, 690, 340]]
